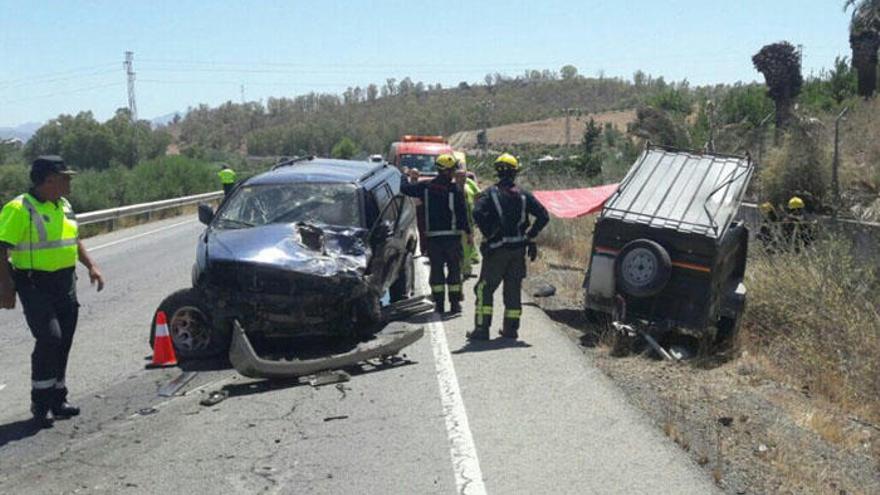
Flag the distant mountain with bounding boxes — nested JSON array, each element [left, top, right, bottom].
[[150, 112, 182, 127], [0, 122, 42, 141]]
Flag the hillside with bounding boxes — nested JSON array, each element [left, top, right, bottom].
[[448, 109, 636, 149]]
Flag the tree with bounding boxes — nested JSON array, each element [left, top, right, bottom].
[[752, 42, 803, 136], [331, 137, 359, 159], [846, 1, 880, 97], [560, 65, 579, 80]]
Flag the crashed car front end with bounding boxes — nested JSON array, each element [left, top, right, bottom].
[[196, 222, 378, 337]]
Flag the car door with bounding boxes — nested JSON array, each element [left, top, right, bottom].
[[366, 184, 402, 290]]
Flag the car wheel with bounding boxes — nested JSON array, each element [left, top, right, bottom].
[[149, 288, 229, 361], [389, 252, 414, 302], [716, 310, 743, 346], [614, 239, 672, 298]]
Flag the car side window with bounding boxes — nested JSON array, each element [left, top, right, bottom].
[[372, 185, 396, 223]]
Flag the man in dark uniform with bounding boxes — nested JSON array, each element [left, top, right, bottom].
[[401, 154, 472, 314], [469, 153, 549, 341], [0, 156, 105, 427]]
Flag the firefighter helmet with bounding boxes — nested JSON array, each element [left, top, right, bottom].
[[494, 153, 519, 172], [435, 154, 457, 171]]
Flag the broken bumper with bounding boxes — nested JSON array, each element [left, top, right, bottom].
[[229, 320, 425, 379]]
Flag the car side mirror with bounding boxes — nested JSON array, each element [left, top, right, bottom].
[[198, 203, 214, 225]]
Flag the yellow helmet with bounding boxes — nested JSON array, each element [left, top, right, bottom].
[[435, 154, 457, 170], [788, 196, 805, 210], [494, 153, 519, 171], [759, 202, 774, 214]]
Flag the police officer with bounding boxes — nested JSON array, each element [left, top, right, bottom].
[[401, 154, 472, 314], [0, 156, 105, 427], [218, 164, 237, 195], [469, 153, 549, 340]]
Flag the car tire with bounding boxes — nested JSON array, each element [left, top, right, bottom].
[[149, 288, 229, 361], [389, 252, 414, 302], [614, 239, 672, 298]]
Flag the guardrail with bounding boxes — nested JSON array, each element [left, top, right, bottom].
[[77, 191, 224, 226]]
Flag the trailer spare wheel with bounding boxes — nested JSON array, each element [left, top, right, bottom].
[[615, 239, 672, 298]]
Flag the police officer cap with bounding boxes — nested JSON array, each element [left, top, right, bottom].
[[31, 155, 76, 184]]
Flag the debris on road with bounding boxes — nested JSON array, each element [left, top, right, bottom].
[[229, 320, 424, 379], [199, 390, 229, 407], [307, 370, 350, 387], [323, 415, 349, 422], [158, 371, 198, 397], [532, 283, 557, 297], [137, 407, 158, 416]]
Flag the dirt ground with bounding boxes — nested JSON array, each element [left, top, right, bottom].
[[448, 109, 636, 149], [524, 249, 880, 495]]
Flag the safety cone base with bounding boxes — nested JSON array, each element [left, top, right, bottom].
[[148, 310, 178, 368]]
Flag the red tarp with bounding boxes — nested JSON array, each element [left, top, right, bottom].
[[533, 184, 619, 219]]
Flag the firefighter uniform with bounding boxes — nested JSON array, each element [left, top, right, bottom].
[[0, 156, 104, 427], [401, 155, 471, 314], [218, 165, 237, 195], [470, 153, 549, 340]]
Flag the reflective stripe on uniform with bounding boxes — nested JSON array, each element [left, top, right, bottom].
[[504, 308, 522, 319], [55, 379, 66, 389], [448, 284, 462, 293], [20, 198, 48, 241], [488, 188, 528, 249], [32, 378, 56, 389], [431, 285, 446, 294], [424, 188, 460, 237], [478, 306, 494, 315], [11, 238, 78, 251]]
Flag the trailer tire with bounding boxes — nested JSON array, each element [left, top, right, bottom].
[[615, 239, 672, 298]]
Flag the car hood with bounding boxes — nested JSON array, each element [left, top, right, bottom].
[[206, 223, 370, 278]]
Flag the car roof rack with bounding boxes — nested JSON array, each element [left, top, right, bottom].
[[271, 155, 314, 170]]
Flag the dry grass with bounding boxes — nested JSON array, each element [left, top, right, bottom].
[[743, 233, 880, 422]]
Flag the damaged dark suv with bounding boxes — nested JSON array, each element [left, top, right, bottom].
[[151, 157, 418, 360]]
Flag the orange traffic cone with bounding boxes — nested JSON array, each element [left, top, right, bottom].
[[148, 310, 178, 368]]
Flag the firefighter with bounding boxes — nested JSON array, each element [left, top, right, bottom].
[[0, 156, 105, 427], [401, 154, 472, 314], [783, 196, 815, 250], [469, 153, 549, 341], [218, 164, 237, 195], [756, 201, 780, 251], [453, 154, 481, 278]]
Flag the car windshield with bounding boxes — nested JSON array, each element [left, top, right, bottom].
[[399, 153, 438, 173], [215, 183, 360, 228]]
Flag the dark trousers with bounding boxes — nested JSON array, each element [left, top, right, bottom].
[[12, 268, 79, 408], [474, 246, 526, 333], [223, 183, 234, 195], [427, 236, 463, 310]]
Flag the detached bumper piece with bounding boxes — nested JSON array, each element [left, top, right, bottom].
[[229, 320, 425, 379]]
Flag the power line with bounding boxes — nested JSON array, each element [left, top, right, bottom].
[[1, 82, 125, 105], [0, 69, 119, 90], [0, 62, 118, 87]]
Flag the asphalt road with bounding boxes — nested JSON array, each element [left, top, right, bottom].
[[0, 215, 718, 494]]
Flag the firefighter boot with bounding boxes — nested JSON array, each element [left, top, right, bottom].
[[30, 390, 53, 428], [500, 318, 520, 340], [466, 327, 490, 341], [51, 388, 80, 418]]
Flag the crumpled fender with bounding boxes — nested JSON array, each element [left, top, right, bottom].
[[229, 319, 425, 379]]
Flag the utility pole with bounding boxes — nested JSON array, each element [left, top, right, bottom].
[[477, 100, 494, 154], [124, 51, 138, 166], [124, 51, 138, 122], [562, 107, 582, 153]]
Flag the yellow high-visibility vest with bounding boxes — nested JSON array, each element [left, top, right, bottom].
[[218, 168, 237, 185], [0, 194, 78, 271]]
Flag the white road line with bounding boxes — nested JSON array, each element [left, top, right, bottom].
[[88, 219, 196, 252], [0, 383, 6, 392], [419, 265, 487, 495]]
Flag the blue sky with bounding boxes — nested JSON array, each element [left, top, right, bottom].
[[0, 0, 855, 127]]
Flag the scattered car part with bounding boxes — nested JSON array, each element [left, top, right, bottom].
[[308, 370, 351, 387], [229, 320, 425, 380], [200, 390, 229, 407], [532, 283, 557, 298], [158, 371, 198, 397]]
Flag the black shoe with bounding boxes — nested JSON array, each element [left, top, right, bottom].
[[499, 329, 519, 340], [51, 402, 81, 418], [449, 301, 462, 314], [31, 404, 53, 428], [466, 328, 489, 341]]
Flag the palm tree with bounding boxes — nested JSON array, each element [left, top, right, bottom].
[[752, 42, 803, 140], [845, 0, 880, 97]]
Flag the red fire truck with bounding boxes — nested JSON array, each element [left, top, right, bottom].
[[387, 135, 454, 175]]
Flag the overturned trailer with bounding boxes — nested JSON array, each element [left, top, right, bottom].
[[583, 144, 754, 356]]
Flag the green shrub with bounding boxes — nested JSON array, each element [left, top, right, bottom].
[[759, 123, 830, 211]]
